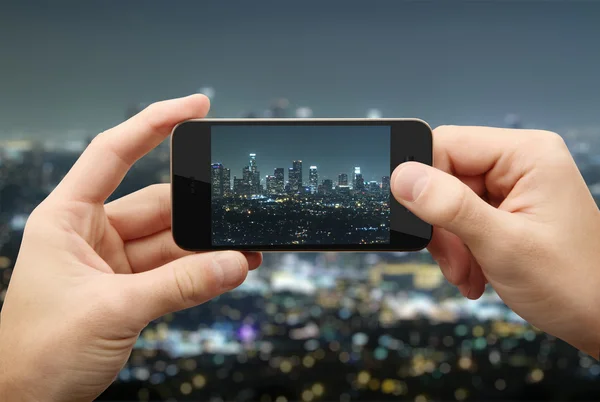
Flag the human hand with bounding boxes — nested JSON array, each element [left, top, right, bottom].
[[0, 95, 262, 401], [391, 125, 600, 358]]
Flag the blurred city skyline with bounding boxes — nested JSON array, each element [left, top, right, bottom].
[[1, 1, 600, 141], [3, 2, 600, 400]]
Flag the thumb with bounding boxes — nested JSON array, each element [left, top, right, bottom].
[[391, 162, 508, 245], [124, 251, 248, 323]]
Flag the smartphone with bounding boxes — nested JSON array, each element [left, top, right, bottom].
[[171, 119, 432, 252]]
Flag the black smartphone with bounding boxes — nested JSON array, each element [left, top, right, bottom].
[[171, 119, 432, 252]]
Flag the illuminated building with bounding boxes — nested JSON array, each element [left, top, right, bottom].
[[233, 177, 250, 195], [294, 160, 303, 189], [289, 160, 303, 193], [274, 168, 285, 193], [353, 167, 361, 189], [249, 153, 261, 195], [223, 168, 231, 195], [337, 185, 350, 195], [309, 166, 318, 193], [382, 176, 390, 193], [355, 174, 365, 192], [287, 168, 296, 194], [266, 175, 277, 194], [337, 173, 350, 194], [211, 163, 224, 198], [368, 181, 379, 193], [243, 166, 251, 185], [367, 108, 382, 118], [320, 179, 333, 195]]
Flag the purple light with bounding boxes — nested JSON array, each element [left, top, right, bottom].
[[238, 324, 257, 343]]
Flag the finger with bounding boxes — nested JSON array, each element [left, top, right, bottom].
[[125, 229, 192, 273], [391, 162, 514, 246], [242, 252, 263, 270], [124, 229, 264, 273], [105, 184, 171, 241], [432, 125, 546, 200], [456, 175, 487, 199], [125, 251, 249, 322], [427, 227, 472, 286], [458, 257, 487, 300], [52, 94, 210, 204], [467, 257, 487, 299]]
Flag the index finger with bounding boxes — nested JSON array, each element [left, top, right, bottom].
[[432, 125, 559, 199], [52, 94, 210, 204]]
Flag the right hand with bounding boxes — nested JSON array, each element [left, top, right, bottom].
[[391, 125, 600, 358]]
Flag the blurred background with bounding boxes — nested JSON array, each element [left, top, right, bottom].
[[2, 1, 600, 401]]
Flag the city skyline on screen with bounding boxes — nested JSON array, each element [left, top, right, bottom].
[[211, 125, 390, 184], [210, 125, 391, 246]]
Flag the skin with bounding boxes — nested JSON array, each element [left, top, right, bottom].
[[0, 95, 262, 401], [0, 99, 598, 401], [391, 125, 600, 359]]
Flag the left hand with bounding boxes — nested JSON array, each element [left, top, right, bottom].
[[0, 95, 262, 402]]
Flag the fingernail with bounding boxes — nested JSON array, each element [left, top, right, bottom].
[[214, 252, 245, 288], [393, 164, 429, 202]]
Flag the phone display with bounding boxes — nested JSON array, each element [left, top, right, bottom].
[[171, 119, 432, 251]]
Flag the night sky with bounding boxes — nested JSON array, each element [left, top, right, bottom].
[[1, 1, 600, 141], [212, 125, 390, 184]]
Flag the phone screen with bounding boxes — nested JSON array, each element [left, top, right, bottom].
[[210, 125, 391, 247], [171, 119, 432, 251]]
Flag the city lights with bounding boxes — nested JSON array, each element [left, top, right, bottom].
[[211, 151, 391, 246], [2, 95, 597, 401]]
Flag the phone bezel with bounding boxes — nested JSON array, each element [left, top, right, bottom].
[[171, 118, 433, 252]]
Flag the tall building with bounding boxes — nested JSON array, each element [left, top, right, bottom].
[[233, 177, 247, 195], [266, 175, 277, 194], [252, 171, 261, 194], [223, 168, 231, 196], [382, 176, 391, 193], [353, 167, 361, 189], [274, 168, 285, 193], [288, 160, 303, 193], [355, 174, 365, 192], [338, 173, 348, 186], [288, 168, 296, 194], [368, 181, 380, 193], [243, 166, 251, 184], [211, 163, 224, 198], [309, 166, 318, 193], [294, 160, 303, 190], [321, 179, 333, 195], [248, 153, 261, 195]]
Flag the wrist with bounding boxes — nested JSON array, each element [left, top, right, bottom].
[[0, 359, 28, 401], [0, 335, 42, 402], [569, 278, 600, 360]]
